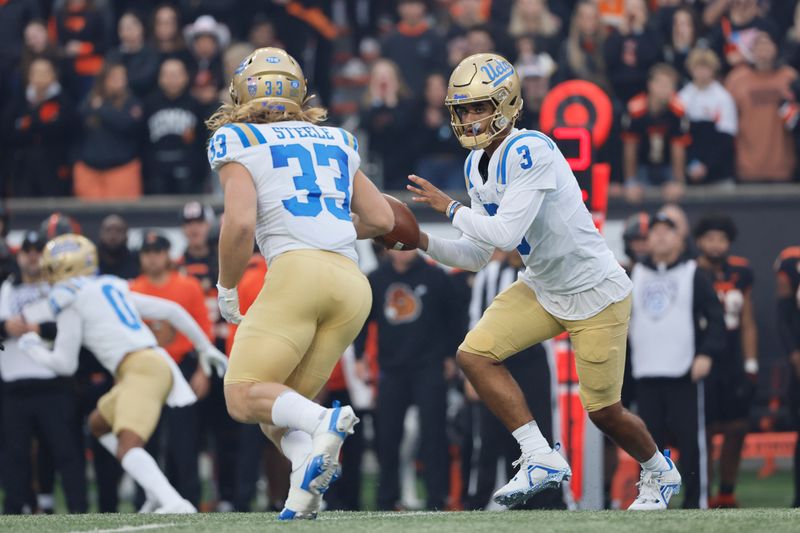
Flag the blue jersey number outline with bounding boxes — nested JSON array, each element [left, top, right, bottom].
[[271, 143, 351, 219], [101, 284, 143, 331], [517, 145, 533, 169]]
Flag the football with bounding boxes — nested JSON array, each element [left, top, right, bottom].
[[375, 194, 421, 251]]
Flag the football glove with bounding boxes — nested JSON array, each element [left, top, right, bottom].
[[217, 283, 243, 324], [198, 345, 228, 378]]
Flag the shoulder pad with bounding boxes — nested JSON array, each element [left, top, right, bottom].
[[337, 128, 359, 152], [48, 283, 79, 315], [778, 246, 800, 262], [627, 93, 648, 118], [668, 96, 685, 117], [728, 255, 750, 267], [497, 130, 555, 186]]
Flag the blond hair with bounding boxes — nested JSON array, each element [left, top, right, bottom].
[[205, 97, 327, 133], [508, 0, 560, 38], [685, 47, 721, 74]]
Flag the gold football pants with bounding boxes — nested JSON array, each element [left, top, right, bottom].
[[461, 280, 631, 412], [226, 249, 372, 400], [97, 349, 173, 441]]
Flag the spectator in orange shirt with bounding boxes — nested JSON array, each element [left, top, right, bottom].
[[129, 230, 212, 508], [726, 31, 798, 182]]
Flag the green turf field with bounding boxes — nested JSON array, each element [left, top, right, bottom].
[[1, 508, 799, 533]]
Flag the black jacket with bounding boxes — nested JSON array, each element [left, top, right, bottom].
[[106, 46, 161, 98], [143, 89, 204, 193], [361, 97, 416, 190], [380, 25, 447, 97], [98, 244, 140, 280], [355, 257, 461, 371], [604, 28, 663, 103], [77, 95, 143, 169], [4, 87, 75, 196]]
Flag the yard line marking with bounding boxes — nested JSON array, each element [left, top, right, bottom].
[[68, 523, 179, 533]]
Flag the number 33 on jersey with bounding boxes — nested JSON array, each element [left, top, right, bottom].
[[208, 121, 361, 263]]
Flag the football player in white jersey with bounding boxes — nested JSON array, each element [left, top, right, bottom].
[[408, 53, 682, 510], [206, 48, 394, 519], [18, 234, 228, 513]]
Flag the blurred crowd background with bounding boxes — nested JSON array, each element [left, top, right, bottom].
[[3, 0, 800, 200], [0, 0, 799, 517]]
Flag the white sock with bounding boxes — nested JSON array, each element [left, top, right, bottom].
[[271, 391, 327, 434], [281, 429, 313, 470], [641, 450, 670, 472], [512, 420, 551, 456], [120, 447, 183, 507], [98, 433, 118, 457]]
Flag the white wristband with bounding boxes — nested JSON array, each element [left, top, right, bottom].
[[744, 359, 758, 374]]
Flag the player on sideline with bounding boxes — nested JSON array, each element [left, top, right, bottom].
[[407, 53, 682, 510], [18, 234, 228, 513], [206, 48, 394, 519]]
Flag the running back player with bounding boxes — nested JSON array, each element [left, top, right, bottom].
[[18, 234, 228, 513], [694, 215, 758, 508], [408, 53, 681, 510], [207, 48, 394, 519]]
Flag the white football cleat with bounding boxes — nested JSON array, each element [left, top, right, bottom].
[[138, 498, 159, 514], [628, 453, 682, 510], [279, 450, 343, 520], [279, 452, 321, 521], [154, 498, 197, 514], [309, 402, 358, 493], [492, 445, 572, 507], [279, 401, 355, 521]]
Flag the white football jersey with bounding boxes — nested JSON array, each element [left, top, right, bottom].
[[208, 120, 360, 263], [49, 275, 159, 374], [461, 128, 631, 319]]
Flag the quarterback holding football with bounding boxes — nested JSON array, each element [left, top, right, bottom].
[[408, 53, 682, 510]]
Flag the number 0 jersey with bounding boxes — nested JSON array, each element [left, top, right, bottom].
[[208, 120, 360, 264], [49, 275, 159, 374]]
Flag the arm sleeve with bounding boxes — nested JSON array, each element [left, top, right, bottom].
[[717, 90, 738, 136], [22, 308, 82, 376], [130, 293, 214, 352], [694, 269, 727, 360], [426, 234, 493, 272], [452, 188, 546, 251]]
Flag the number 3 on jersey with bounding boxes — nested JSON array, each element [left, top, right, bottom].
[[271, 143, 351, 221]]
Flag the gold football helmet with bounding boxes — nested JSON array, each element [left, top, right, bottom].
[[445, 53, 523, 150], [41, 234, 98, 284], [229, 47, 307, 112]]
